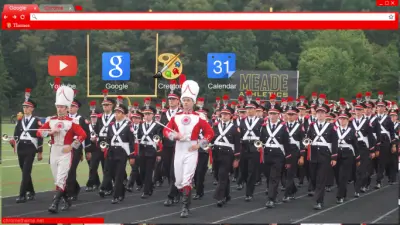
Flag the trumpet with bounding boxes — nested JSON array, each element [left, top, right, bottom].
[[90, 131, 97, 139], [99, 141, 109, 149], [254, 140, 265, 148], [153, 135, 161, 143], [2, 134, 19, 142], [302, 138, 312, 146]]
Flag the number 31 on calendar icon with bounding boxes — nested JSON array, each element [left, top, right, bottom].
[[207, 53, 236, 79]]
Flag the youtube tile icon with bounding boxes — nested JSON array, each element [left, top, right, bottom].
[[48, 55, 78, 76]]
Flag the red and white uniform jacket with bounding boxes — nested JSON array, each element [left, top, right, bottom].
[[163, 111, 214, 143], [37, 116, 87, 146]]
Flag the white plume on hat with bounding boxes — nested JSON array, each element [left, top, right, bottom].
[[180, 80, 199, 103], [55, 86, 74, 107]]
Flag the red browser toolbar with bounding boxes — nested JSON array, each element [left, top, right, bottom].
[[2, 4, 40, 29]]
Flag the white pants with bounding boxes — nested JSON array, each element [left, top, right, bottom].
[[174, 141, 198, 189], [50, 145, 72, 191]]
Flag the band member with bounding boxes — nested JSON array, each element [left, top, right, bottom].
[[163, 80, 214, 218], [102, 104, 135, 204], [305, 94, 338, 210], [261, 104, 291, 208], [364, 93, 381, 189], [66, 94, 91, 201], [85, 107, 102, 191], [126, 103, 143, 192], [193, 98, 211, 200], [12, 88, 43, 203], [352, 101, 376, 196], [239, 90, 263, 201], [297, 98, 310, 186], [37, 86, 87, 213], [212, 102, 241, 207], [335, 109, 360, 203], [374, 96, 396, 189], [282, 98, 305, 202], [153, 103, 164, 187], [137, 102, 163, 198], [96, 90, 116, 197], [161, 85, 183, 206], [389, 108, 399, 183]]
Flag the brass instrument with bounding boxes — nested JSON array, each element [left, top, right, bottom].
[[2, 134, 19, 142], [48, 140, 52, 146], [90, 131, 97, 139], [254, 140, 264, 148], [302, 138, 312, 146], [99, 141, 109, 149], [153, 135, 161, 143]]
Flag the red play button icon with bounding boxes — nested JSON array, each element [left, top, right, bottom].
[[48, 55, 78, 76]]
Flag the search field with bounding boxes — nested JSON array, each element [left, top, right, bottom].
[[29, 13, 397, 21]]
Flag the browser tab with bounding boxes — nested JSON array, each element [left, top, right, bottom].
[[39, 4, 75, 12], [3, 4, 39, 13]]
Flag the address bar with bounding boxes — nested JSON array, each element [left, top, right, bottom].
[[29, 13, 396, 21]]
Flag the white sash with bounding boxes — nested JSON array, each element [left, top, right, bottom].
[[311, 123, 332, 151], [378, 115, 391, 141], [140, 122, 157, 148], [242, 118, 260, 140], [20, 118, 38, 149], [352, 117, 369, 148], [265, 124, 284, 154], [99, 114, 115, 137], [337, 127, 354, 155], [110, 121, 130, 155], [394, 123, 399, 139], [214, 122, 234, 149], [288, 122, 300, 149]]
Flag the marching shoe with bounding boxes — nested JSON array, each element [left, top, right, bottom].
[[360, 187, 367, 193], [141, 193, 150, 199], [85, 186, 93, 192], [336, 198, 344, 204], [111, 198, 119, 204], [265, 200, 275, 208], [136, 185, 143, 191], [354, 192, 360, 198], [16, 196, 27, 203], [236, 184, 243, 190], [313, 203, 322, 210], [164, 198, 173, 206], [193, 193, 203, 200], [265, 188, 269, 195], [213, 180, 218, 185], [216, 200, 224, 207], [61, 194, 72, 211], [375, 183, 381, 189], [308, 191, 314, 196], [98, 190, 105, 198], [104, 190, 113, 196], [244, 195, 253, 202], [180, 189, 192, 218], [26, 192, 35, 200], [325, 186, 332, 192], [282, 196, 290, 203], [174, 192, 182, 203], [48, 190, 63, 214], [126, 186, 133, 192]]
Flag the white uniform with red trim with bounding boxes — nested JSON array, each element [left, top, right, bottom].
[[164, 112, 214, 189], [163, 80, 214, 190], [38, 117, 87, 191]]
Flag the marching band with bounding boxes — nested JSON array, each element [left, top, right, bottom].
[[6, 80, 399, 218]]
